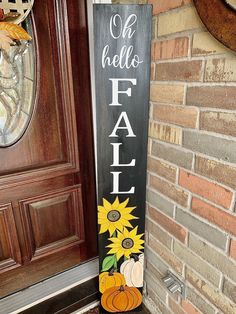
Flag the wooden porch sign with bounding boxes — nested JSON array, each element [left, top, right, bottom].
[[94, 4, 152, 313]]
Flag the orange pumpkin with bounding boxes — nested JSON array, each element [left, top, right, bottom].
[[99, 270, 126, 294], [101, 285, 142, 312]]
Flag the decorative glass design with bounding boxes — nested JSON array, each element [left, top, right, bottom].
[[0, 0, 34, 24], [0, 18, 35, 147], [225, 0, 236, 10]]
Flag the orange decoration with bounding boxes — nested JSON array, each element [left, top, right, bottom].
[[101, 285, 142, 312], [99, 270, 126, 294], [0, 22, 31, 40]]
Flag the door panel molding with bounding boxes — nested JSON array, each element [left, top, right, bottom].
[[0, 204, 21, 273], [0, 0, 97, 296], [19, 186, 85, 262]]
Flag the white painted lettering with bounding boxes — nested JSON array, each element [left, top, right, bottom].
[[109, 78, 136, 106], [111, 171, 135, 194], [109, 112, 136, 137], [110, 14, 137, 39], [102, 45, 143, 69], [111, 143, 136, 167]]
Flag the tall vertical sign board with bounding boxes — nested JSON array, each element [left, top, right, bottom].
[[94, 4, 152, 313]]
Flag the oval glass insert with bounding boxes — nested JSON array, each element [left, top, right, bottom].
[[0, 18, 35, 147]]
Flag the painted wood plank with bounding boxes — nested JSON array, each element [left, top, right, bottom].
[[94, 4, 152, 313]]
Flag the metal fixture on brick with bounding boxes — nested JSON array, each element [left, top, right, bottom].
[[162, 271, 185, 298]]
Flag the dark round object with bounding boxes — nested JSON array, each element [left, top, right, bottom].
[[194, 0, 236, 52]]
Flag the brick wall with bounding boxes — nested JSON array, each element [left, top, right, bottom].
[[112, 1, 236, 313]]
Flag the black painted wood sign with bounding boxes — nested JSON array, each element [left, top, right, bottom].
[[94, 4, 152, 313]]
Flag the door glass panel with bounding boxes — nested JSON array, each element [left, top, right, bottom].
[[0, 18, 35, 147]]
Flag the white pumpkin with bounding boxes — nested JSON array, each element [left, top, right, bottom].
[[120, 254, 144, 287]]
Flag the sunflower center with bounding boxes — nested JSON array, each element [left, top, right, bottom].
[[122, 238, 134, 249], [107, 210, 121, 222]]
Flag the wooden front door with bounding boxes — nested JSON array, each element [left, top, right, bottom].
[[0, 0, 97, 298]]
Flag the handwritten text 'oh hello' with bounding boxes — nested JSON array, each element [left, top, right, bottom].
[[102, 14, 143, 69]]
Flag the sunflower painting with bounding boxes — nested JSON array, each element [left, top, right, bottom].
[[98, 196, 145, 312], [107, 226, 144, 261], [98, 197, 137, 236]]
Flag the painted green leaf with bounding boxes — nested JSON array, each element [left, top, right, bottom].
[[101, 255, 116, 272]]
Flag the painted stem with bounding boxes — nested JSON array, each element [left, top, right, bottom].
[[112, 231, 118, 271]]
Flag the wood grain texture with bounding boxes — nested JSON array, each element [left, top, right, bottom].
[[194, 0, 236, 52], [94, 5, 152, 313], [0, 0, 97, 296], [94, 4, 152, 261], [19, 186, 85, 262], [0, 204, 21, 272]]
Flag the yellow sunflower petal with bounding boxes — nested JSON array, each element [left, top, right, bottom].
[[112, 196, 120, 209], [98, 205, 107, 213], [116, 249, 125, 261], [103, 198, 112, 210], [107, 248, 119, 255], [123, 227, 130, 238], [98, 218, 106, 225], [120, 220, 134, 229], [106, 243, 120, 249], [133, 243, 144, 250], [98, 212, 107, 219], [118, 198, 129, 209], [130, 226, 138, 236], [108, 237, 120, 244], [114, 221, 124, 232], [99, 223, 109, 234], [136, 233, 145, 239], [135, 239, 145, 245], [108, 224, 117, 236], [124, 250, 131, 258], [117, 230, 124, 240], [122, 214, 138, 221], [122, 206, 136, 214]]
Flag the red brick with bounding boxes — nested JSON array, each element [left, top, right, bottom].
[[150, 175, 189, 207], [179, 170, 233, 209], [186, 86, 236, 110], [148, 205, 187, 243], [200, 111, 236, 137], [153, 104, 198, 128], [149, 121, 182, 145], [181, 300, 200, 314], [150, 84, 184, 104], [192, 198, 236, 236], [205, 59, 236, 82], [152, 37, 189, 61], [230, 240, 236, 260], [149, 237, 183, 274], [195, 156, 236, 190], [148, 157, 177, 183], [186, 269, 236, 314], [156, 61, 202, 82], [146, 218, 172, 249], [169, 297, 186, 314], [148, 0, 191, 15]]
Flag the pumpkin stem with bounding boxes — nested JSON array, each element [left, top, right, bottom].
[[119, 285, 125, 292], [109, 268, 115, 276], [130, 253, 139, 262]]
